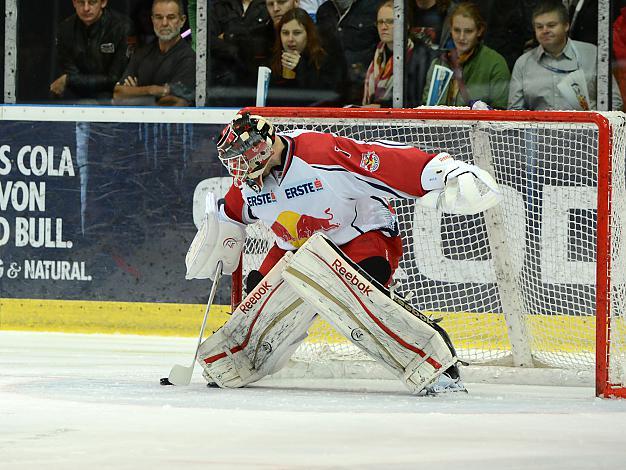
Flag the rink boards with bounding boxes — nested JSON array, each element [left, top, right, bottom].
[[0, 298, 594, 354], [0, 106, 602, 358]]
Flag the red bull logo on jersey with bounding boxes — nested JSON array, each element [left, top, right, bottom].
[[360, 151, 380, 173], [247, 191, 277, 207], [271, 208, 340, 248], [284, 178, 324, 199]]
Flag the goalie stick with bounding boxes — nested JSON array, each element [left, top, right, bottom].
[[162, 260, 224, 386]]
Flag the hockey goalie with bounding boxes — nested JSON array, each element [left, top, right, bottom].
[[185, 112, 502, 394]]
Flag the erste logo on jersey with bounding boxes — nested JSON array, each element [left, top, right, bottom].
[[360, 151, 380, 172], [247, 191, 277, 207], [284, 178, 324, 199]]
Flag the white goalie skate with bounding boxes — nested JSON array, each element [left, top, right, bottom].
[[282, 232, 467, 395], [424, 364, 468, 395]]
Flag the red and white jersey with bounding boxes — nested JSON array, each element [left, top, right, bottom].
[[223, 130, 436, 250]]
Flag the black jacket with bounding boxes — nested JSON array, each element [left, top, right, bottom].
[[268, 49, 348, 106], [119, 39, 196, 103], [472, 0, 527, 72], [316, 0, 379, 102], [209, 0, 271, 87], [55, 8, 135, 99]]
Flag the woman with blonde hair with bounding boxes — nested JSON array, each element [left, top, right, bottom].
[[422, 1, 510, 108]]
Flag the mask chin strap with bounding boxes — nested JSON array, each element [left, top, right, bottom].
[[245, 177, 263, 193], [245, 167, 265, 193], [244, 154, 273, 193]]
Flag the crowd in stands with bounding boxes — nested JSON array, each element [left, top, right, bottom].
[[50, 0, 625, 110], [51, 0, 194, 106]]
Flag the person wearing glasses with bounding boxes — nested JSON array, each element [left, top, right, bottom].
[[362, 0, 417, 107], [508, 0, 622, 111], [51, 0, 135, 102], [113, 0, 195, 106]]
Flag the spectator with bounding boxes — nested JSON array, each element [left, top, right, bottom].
[[422, 2, 510, 108], [258, 0, 301, 66], [208, 0, 270, 88], [362, 0, 417, 107], [508, 0, 622, 110], [268, 8, 346, 105], [316, 0, 379, 103], [50, 0, 135, 102], [568, 0, 626, 46], [408, 0, 456, 49], [471, 0, 531, 71], [614, 6, 626, 102], [267, 0, 300, 26], [299, 0, 326, 21], [405, 0, 458, 107], [566, 0, 597, 45], [114, 0, 195, 106]]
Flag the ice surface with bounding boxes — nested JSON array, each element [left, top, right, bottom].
[[2, 331, 626, 470]]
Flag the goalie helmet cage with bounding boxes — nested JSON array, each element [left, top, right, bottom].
[[230, 107, 626, 398]]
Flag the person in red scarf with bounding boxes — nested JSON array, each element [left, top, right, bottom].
[[362, 0, 415, 107], [422, 1, 510, 108]]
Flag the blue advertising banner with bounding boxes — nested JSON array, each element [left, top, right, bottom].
[[0, 119, 230, 305]]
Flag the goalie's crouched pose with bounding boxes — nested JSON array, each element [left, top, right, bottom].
[[186, 112, 502, 394]]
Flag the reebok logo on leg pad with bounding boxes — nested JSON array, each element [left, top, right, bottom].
[[283, 233, 459, 395], [331, 259, 372, 296], [239, 281, 272, 313], [197, 252, 317, 388]]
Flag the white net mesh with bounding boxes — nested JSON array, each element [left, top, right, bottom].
[[235, 111, 626, 391]]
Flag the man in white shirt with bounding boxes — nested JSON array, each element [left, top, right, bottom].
[[508, 0, 622, 111]]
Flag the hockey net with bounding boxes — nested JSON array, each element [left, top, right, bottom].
[[232, 107, 626, 398]]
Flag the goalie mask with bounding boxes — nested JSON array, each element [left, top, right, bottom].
[[217, 113, 276, 193]]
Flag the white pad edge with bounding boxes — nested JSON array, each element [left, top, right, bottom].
[[197, 253, 316, 388], [282, 233, 458, 394], [185, 192, 245, 279]]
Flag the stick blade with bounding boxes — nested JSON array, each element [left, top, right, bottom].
[[168, 364, 194, 386]]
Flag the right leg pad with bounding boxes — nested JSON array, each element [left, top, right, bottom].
[[197, 253, 316, 388], [282, 233, 460, 394]]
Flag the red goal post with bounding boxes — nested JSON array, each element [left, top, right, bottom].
[[230, 107, 626, 398]]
